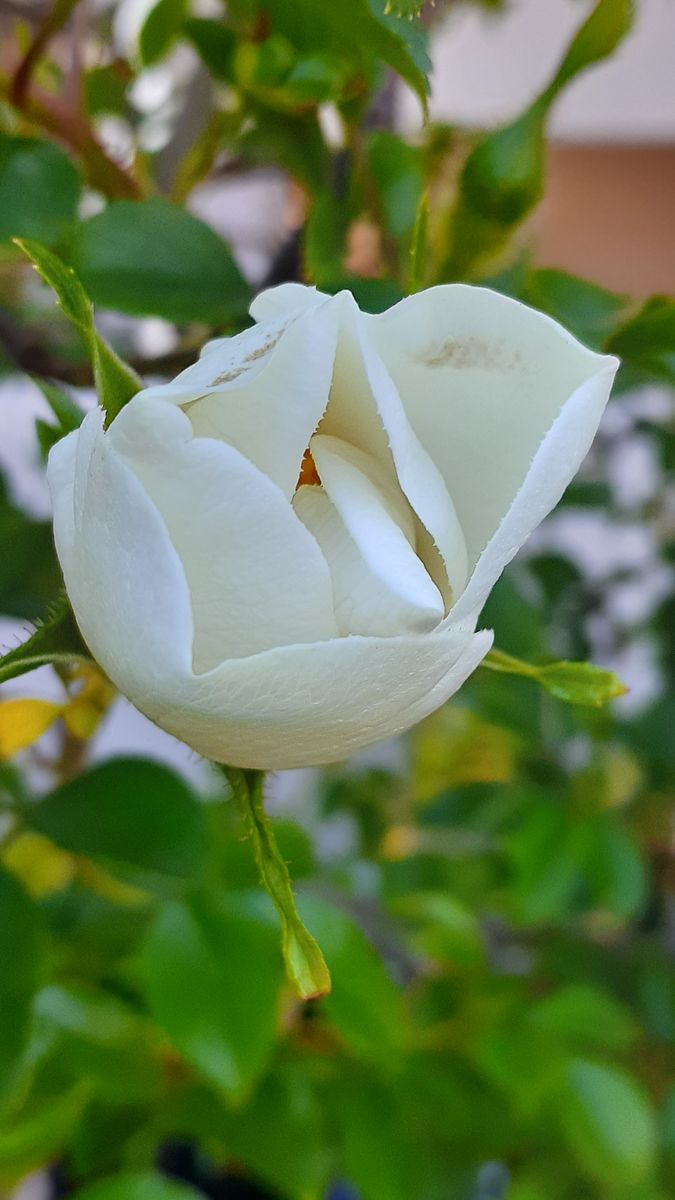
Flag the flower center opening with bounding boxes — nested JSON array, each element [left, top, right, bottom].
[[296, 448, 321, 489]]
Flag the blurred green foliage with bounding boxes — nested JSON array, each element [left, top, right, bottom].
[[1, 1, 675, 1198]]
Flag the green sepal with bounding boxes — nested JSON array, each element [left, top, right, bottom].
[[0, 596, 91, 685]]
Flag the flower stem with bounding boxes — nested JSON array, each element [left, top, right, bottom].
[[221, 766, 331, 1000]]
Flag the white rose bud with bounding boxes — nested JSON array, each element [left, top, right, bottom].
[[48, 284, 618, 769]]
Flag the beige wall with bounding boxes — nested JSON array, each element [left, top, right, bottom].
[[538, 144, 675, 296]]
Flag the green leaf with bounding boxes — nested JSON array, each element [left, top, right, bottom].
[[483, 649, 627, 708], [0, 136, 80, 245], [507, 803, 587, 924], [324, 275, 405, 313], [29, 758, 208, 888], [0, 1084, 89, 1187], [259, 0, 429, 107], [586, 817, 647, 920], [481, 574, 545, 661], [71, 199, 250, 325], [0, 596, 91, 683], [304, 191, 348, 287], [13, 239, 141, 423], [85, 64, 132, 117], [139, 0, 187, 66], [300, 895, 404, 1064], [528, 985, 636, 1052], [560, 480, 613, 509], [367, 0, 430, 107], [225, 768, 331, 1000], [241, 104, 330, 192], [138, 893, 283, 1100], [34, 378, 84, 442], [35, 984, 163, 1104], [366, 131, 423, 240], [391, 892, 485, 968], [560, 1058, 657, 1184], [607, 297, 675, 385], [524, 268, 630, 350], [330, 1074, 417, 1200], [36, 983, 144, 1048], [184, 19, 237, 82], [174, 1066, 326, 1198], [384, 0, 423, 16], [0, 868, 44, 1101], [44, 886, 153, 972], [74, 1175, 203, 1200], [284, 54, 347, 104], [0, 475, 61, 620], [538, 661, 627, 707], [16, 237, 92, 330]]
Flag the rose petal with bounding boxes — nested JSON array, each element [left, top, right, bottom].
[[250, 282, 327, 322], [148, 627, 493, 770], [108, 397, 338, 672], [298, 434, 444, 635], [320, 295, 468, 605], [447, 363, 619, 623], [369, 285, 618, 614], [137, 299, 338, 499], [294, 488, 441, 638], [48, 410, 195, 699]]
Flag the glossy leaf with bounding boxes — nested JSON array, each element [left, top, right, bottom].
[[524, 268, 630, 350], [560, 1058, 657, 1184], [139, 0, 187, 66], [366, 131, 423, 240], [74, 1176, 203, 1200], [259, 0, 430, 106], [138, 894, 283, 1100], [484, 649, 627, 708], [607, 297, 675, 385], [0, 136, 80, 244], [0, 1085, 88, 1187], [0, 868, 44, 1100], [300, 895, 404, 1064], [71, 199, 250, 325], [0, 475, 61, 620], [29, 758, 208, 888]]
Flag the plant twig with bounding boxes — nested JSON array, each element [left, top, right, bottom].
[[0, 73, 144, 200]]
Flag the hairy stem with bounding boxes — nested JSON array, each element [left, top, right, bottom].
[[221, 766, 331, 1000]]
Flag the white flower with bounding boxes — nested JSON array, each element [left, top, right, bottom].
[[48, 284, 618, 769]]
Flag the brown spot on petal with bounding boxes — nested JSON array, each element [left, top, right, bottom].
[[208, 329, 285, 386], [209, 365, 248, 385], [418, 337, 522, 371]]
